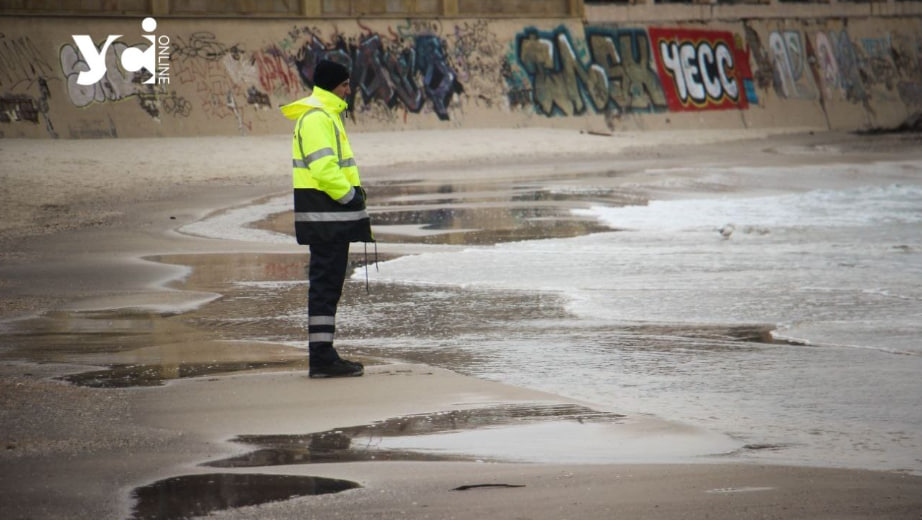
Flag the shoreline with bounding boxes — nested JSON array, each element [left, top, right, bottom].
[[2, 128, 922, 519]]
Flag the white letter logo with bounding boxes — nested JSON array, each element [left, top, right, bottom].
[[71, 18, 163, 86], [72, 34, 121, 85], [121, 17, 157, 84]]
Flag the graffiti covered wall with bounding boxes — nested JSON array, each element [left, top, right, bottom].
[[1, 14, 920, 138]]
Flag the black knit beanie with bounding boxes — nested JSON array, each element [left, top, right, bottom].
[[313, 60, 350, 91]]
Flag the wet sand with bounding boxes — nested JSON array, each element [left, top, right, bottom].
[[2, 128, 922, 519]]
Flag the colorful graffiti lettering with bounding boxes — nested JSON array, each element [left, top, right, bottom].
[[291, 29, 463, 121], [253, 45, 301, 97], [827, 30, 869, 104], [159, 26, 465, 129], [767, 30, 816, 99], [352, 33, 419, 112], [415, 35, 464, 120], [586, 28, 667, 113], [813, 32, 842, 99], [515, 26, 610, 116], [60, 40, 152, 108], [648, 27, 752, 111], [514, 25, 753, 117], [36, 17, 922, 135]]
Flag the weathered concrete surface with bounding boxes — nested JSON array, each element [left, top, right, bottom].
[[0, 11, 920, 138]]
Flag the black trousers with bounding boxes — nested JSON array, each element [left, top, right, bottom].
[[307, 241, 350, 362]]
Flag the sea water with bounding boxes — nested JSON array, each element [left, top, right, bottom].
[[360, 178, 922, 473], [185, 162, 922, 473]]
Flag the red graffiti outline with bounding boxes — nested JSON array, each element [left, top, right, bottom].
[[649, 27, 750, 112]]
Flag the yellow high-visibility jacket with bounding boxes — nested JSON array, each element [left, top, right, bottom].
[[281, 88, 372, 244]]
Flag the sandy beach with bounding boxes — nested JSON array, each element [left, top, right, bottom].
[[2, 127, 922, 519]]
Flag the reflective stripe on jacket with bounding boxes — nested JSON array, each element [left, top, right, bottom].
[[281, 88, 373, 244]]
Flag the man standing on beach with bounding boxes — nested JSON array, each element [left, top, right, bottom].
[[281, 60, 373, 378]]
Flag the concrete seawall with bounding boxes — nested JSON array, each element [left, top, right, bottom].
[[1, 8, 920, 138]]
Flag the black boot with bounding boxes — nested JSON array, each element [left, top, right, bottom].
[[309, 344, 363, 378], [309, 358, 363, 378]]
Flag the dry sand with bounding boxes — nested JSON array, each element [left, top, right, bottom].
[[2, 127, 922, 519]]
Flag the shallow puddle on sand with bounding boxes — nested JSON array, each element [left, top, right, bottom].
[[0, 253, 323, 386], [2, 248, 782, 390], [63, 359, 309, 387], [0, 250, 570, 387], [255, 178, 623, 245], [206, 403, 626, 467], [130, 473, 360, 520]]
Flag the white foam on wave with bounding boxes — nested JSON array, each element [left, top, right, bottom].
[[575, 183, 922, 233], [362, 181, 922, 355], [352, 174, 922, 474]]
